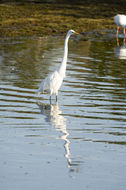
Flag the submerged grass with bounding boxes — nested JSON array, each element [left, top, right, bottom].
[[0, 2, 126, 37]]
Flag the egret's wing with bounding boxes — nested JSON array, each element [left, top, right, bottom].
[[37, 75, 50, 94], [114, 14, 126, 26], [114, 15, 119, 25], [49, 71, 63, 93], [120, 15, 126, 26], [36, 71, 63, 95]]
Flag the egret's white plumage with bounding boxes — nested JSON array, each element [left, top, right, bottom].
[[36, 29, 79, 101], [114, 14, 126, 38]]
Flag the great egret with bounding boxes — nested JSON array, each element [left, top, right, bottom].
[[114, 14, 126, 38], [36, 29, 80, 101]]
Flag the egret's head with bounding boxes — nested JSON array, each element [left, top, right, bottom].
[[67, 29, 80, 36]]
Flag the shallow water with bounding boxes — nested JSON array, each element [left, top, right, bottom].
[[0, 33, 126, 190]]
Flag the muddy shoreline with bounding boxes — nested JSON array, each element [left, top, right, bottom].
[[0, 2, 126, 37]]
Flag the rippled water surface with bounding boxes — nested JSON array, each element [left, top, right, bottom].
[[0, 33, 126, 190]]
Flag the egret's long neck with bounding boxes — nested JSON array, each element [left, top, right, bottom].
[[57, 34, 70, 78]]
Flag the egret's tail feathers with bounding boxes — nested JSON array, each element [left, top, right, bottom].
[[35, 90, 41, 96]]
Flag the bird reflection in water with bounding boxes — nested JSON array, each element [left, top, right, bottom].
[[37, 101, 79, 172], [114, 38, 126, 60]]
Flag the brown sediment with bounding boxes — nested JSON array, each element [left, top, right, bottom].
[[0, 1, 126, 37]]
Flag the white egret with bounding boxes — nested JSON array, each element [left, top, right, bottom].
[[114, 14, 126, 38], [36, 29, 80, 101]]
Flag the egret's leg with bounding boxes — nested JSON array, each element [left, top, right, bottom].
[[56, 93, 58, 102], [116, 26, 119, 39], [116, 37, 119, 46], [50, 95, 52, 104], [123, 28, 126, 38], [56, 95, 58, 102], [124, 37, 125, 45]]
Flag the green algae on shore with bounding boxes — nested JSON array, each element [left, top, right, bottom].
[[0, 2, 125, 37]]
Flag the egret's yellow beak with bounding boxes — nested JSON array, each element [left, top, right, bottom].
[[74, 31, 80, 35]]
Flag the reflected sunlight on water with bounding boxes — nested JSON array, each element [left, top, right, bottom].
[[0, 34, 126, 190]]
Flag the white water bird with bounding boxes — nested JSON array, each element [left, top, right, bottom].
[[114, 14, 126, 38], [36, 29, 80, 101]]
